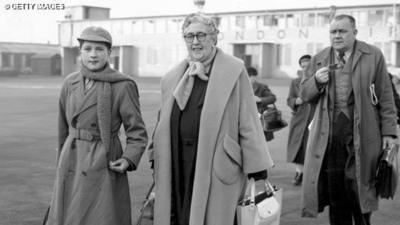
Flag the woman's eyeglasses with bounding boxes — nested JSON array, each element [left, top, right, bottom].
[[183, 32, 208, 42]]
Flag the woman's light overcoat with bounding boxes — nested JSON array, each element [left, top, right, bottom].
[[152, 49, 274, 225]]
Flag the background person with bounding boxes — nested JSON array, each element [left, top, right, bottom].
[[247, 66, 277, 141], [286, 54, 313, 186], [300, 15, 397, 225], [45, 26, 148, 225], [149, 13, 273, 225]]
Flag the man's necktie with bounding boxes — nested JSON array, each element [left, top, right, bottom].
[[84, 78, 94, 90], [338, 51, 346, 68]]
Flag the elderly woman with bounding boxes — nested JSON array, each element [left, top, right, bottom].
[[45, 26, 148, 225], [150, 13, 273, 225]]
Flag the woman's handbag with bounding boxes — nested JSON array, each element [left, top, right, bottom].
[[376, 144, 399, 199], [135, 182, 155, 225], [261, 104, 287, 132], [237, 178, 282, 225]]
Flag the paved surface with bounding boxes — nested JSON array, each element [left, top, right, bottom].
[[0, 75, 399, 225]]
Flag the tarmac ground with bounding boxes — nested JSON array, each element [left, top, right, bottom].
[[0, 75, 399, 225]]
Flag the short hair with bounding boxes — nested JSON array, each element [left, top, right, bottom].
[[298, 54, 311, 65], [182, 13, 220, 44], [78, 40, 111, 50], [333, 14, 357, 29], [247, 67, 258, 77]]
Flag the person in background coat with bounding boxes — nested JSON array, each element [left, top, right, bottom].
[[388, 73, 400, 124], [45, 26, 148, 225], [300, 15, 397, 225], [247, 66, 277, 141], [149, 13, 273, 225], [286, 54, 313, 186]]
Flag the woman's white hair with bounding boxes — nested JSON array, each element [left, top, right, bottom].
[[182, 13, 220, 44]]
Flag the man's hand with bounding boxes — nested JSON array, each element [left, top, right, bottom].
[[315, 67, 329, 84], [295, 97, 303, 105], [254, 96, 261, 102], [382, 135, 397, 149], [109, 158, 129, 173]]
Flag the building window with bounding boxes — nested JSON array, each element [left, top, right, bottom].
[[317, 12, 331, 27], [245, 15, 256, 29], [303, 13, 316, 27], [276, 44, 282, 66], [25, 54, 31, 67], [132, 20, 144, 34], [277, 44, 292, 66], [384, 8, 400, 27], [284, 44, 292, 66], [213, 16, 221, 28], [144, 20, 155, 34], [84, 7, 90, 19], [263, 15, 273, 26], [147, 46, 158, 65], [384, 42, 392, 63], [156, 20, 167, 34], [111, 56, 119, 70], [369, 10, 384, 26], [277, 15, 286, 29], [167, 19, 181, 33], [2, 53, 11, 68], [218, 16, 229, 31], [262, 14, 284, 27], [353, 11, 368, 26], [286, 14, 295, 28], [235, 16, 245, 29]]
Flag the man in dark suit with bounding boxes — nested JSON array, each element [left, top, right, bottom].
[[300, 14, 397, 225]]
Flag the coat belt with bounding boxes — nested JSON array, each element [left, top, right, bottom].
[[69, 128, 118, 141]]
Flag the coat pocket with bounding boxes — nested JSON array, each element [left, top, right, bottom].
[[213, 135, 243, 185]]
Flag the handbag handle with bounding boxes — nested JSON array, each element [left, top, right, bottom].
[[246, 178, 276, 206], [264, 104, 277, 111], [145, 181, 155, 199]]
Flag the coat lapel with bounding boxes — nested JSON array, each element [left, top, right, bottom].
[[351, 40, 370, 72], [351, 41, 370, 116], [189, 49, 243, 225], [71, 74, 98, 120], [69, 73, 83, 107], [153, 60, 188, 225], [316, 48, 335, 105]]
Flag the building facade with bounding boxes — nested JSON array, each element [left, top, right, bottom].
[[59, 4, 400, 78], [0, 42, 61, 76]]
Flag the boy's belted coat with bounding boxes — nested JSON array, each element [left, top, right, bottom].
[[46, 72, 148, 225], [151, 49, 274, 225], [300, 40, 397, 217]]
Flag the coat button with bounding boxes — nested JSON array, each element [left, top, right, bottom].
[[91, 123, 97, 128], [71, 140, 76, 149], [315, 154, 320, 159], [81, 171, 87, 176]]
